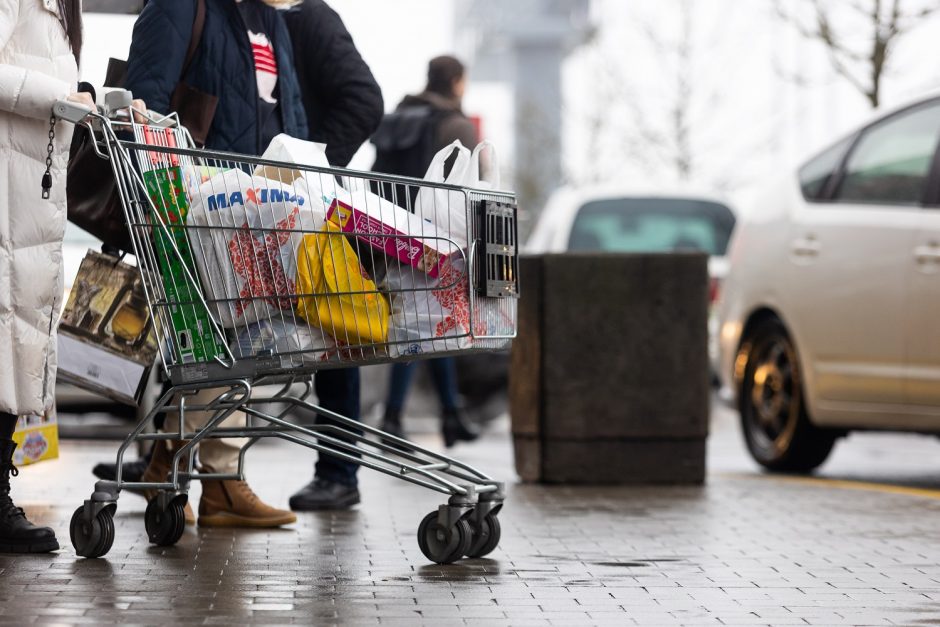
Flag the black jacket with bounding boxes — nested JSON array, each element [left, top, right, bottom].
[[283, 0, 384, 167], [125, 0, 308, 156]]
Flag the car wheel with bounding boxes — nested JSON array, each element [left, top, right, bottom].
[[739, 318, 836, 473]]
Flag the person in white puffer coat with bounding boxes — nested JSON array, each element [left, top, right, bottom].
[[0, 0, 94, 554]]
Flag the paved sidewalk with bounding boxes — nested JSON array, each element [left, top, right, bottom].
[[3, 407, 940, 625]]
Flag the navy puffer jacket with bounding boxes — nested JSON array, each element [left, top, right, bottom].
[[125, 0, 308, 156]]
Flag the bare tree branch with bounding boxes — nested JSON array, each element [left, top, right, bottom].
[[774, 0, 939, 107]]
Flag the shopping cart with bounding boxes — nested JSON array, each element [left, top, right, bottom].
[[54, 91, 518, 565]]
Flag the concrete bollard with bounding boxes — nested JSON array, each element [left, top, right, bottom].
[[509, 253, 710, 484]]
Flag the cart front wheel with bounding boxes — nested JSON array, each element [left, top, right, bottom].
[[70, 505, 115, 559], [466, 513, 501, 559], [417, 511, 472, 565], [145, 496, 186, 547]]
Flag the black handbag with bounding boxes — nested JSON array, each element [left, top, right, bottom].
[[67, 0, 214, 251]]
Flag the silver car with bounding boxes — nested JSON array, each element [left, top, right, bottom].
[[718, 93, 940, 473]]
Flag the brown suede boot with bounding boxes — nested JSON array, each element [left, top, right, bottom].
[[198, 474, 296, 528], [140, 439, 196, 526]]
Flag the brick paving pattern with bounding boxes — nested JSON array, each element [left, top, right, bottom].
[[2, 407, 940, 625]]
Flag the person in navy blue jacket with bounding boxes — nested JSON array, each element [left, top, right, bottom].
[[111, 0, 309, 529], [124, 0, 308, 155]]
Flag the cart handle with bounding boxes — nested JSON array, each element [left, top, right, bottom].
[[53, 100, 96, 124]]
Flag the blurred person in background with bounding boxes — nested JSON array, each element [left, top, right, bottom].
[[92, 0, 308, 529], [0, 0, 95, 553], [282, 0, 384, 512], [371, 55, 480, 448]]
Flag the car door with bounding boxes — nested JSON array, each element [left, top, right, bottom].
[[906, 146, 940, 409], [786, 100, 940, 412]]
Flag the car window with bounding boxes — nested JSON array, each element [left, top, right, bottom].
[[798, 136, 854, 200], [567, 198, 736, 256], [835, 102, 940, 205]]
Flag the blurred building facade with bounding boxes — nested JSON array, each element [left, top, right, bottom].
[[455, 0, 594, 233]]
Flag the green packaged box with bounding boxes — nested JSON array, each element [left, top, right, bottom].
[[143, 166, 226, 365]]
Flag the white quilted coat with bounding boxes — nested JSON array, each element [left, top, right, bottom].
[[0, 0, 78, 415]]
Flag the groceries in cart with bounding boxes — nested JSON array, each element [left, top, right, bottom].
[[159, 133, 504, 361]]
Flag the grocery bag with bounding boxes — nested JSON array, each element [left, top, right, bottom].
[[232, 316, 337, 363], [57, 250, 159, 405], [295, 222, 390, 345], [187, 168, 325, 328], [384, 257, 479, 357], [254, 133, 330, 184], [412, 140, 502, 249], [467, 141, 500, 190], [414, 141, 472, 248]]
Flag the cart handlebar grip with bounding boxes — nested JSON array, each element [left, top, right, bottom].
[[53, 100, 96, 124]]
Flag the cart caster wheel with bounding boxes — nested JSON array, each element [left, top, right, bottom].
[[467, 513, 501, 558], [417, 511, 472, 565], [145, 496, 186, 547], [70, 505, 115, 559]]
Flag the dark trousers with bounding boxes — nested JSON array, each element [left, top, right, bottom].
[[0, 413, 15, 440], [313, 368, 361, 486], [386, 358, 459, 414]]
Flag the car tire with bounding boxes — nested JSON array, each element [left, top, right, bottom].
[[739, 318, 836, 473]]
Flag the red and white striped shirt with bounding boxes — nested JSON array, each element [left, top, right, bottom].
[[247, 30, 278, 104]]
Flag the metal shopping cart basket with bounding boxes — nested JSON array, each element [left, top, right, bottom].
[[55, 93, 518, 564]]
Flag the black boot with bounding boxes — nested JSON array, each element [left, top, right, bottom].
[[288, 478, 360, 512], [0, 440, 59, 553], [92, 450, 152, 486], [442, 408, 479, 448], [381, 408, 405, 441]]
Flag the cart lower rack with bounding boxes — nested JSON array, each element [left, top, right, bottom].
[[55, 95, 518, 564]]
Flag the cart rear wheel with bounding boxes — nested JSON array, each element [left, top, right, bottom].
[[145, 496, 186, 547], [70, 505, 115, 559], [467, 513, 501, 559], [417, 511, 472, 565]]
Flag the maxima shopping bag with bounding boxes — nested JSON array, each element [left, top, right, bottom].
[[187, 168, 324, 328]]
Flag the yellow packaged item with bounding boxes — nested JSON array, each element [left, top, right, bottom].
[[12, 410, 59, 466], [296, 223, 389, 345]]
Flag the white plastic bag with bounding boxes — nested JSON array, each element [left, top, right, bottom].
[[255, 133, 330, 184], [187, 168, 325, 328], [384, 258, 477, 357], [231, 317, 336, 363], [414, 141, 472, 248], [466, 141, 500, 190]]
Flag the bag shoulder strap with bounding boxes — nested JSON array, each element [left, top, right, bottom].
[[180, 0, 207, 80]]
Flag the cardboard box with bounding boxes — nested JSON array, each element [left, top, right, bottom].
[[12, 411, 58, 466], [326, 198, 457, 279], [143, 166, 226, 365], [58, 250, 159, 405]]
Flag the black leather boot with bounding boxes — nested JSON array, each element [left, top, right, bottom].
[[442, 408, 479, 448], [381, 408, 405, 441], [0, 440, 59, 553]]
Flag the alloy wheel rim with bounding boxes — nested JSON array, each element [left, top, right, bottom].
[[749, 336, 798, 449]]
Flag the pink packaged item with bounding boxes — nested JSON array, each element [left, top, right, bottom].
[[325, 197, 458, 279]]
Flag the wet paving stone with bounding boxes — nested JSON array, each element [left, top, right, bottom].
[[2, 410, 940, 625]]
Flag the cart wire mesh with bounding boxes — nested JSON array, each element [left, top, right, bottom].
[[99, 122, 518, 384]]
